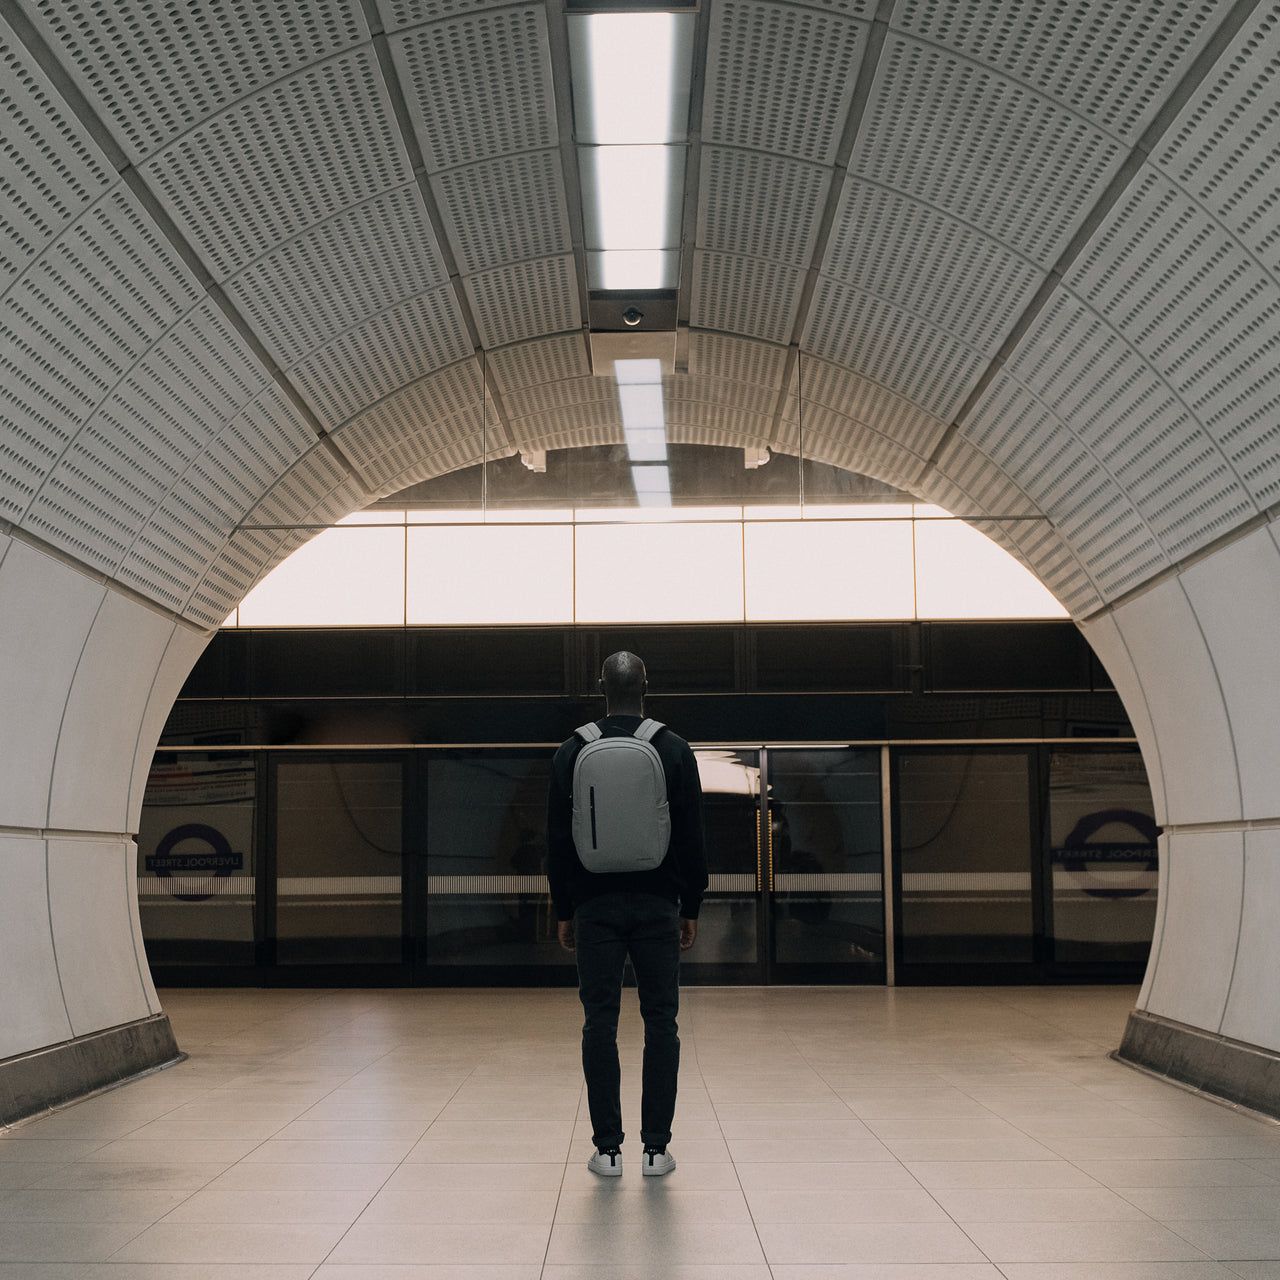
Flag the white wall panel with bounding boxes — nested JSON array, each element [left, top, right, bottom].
[[48, 589, 175, 833], [1078, 611, 1166, 823], [46, 836, 152, 1037], [1108, 579, 1239, 827], [1181, 526, 1280, 822], [1220, 827, 1280, 1048], [126, 624, 212, 832], [1137, 833, 1171, 1012], [0, 833, 72, 1059], [1145, 828, 1244, 1034], [0, 541, 104, 829]]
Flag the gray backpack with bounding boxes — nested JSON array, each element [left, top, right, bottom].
[[571, 719, 672, 873]]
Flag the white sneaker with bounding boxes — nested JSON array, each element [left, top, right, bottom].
[[588, 1146, 623, 1176], [642, 1146, 675, 1176]]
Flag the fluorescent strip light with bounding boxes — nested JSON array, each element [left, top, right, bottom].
[[632, 465, 672, 507], [579, 14, 680, 144]]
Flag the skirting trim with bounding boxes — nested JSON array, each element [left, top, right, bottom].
[[1, 1014, 181, 1127], [1116, 1008, 1280, 1121]]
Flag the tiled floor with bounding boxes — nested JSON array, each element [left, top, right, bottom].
[[3, 985, 1280, 1278]]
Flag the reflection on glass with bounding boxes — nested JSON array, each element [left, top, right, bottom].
[[768, 749, 883, 968], [685, 749, 761, 968], [895, 750, 1033, 965], [275, 760, 403, 964], [425, 753, 568, 969], [1049, 749, 1157, 963], [137, 754, 256, 965]]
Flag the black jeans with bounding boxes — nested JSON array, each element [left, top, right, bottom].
[[574, 892, 681, 1150]]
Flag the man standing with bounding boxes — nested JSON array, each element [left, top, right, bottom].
[[547, 652, 707, 1177]]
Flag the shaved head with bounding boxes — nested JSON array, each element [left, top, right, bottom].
[[600, 651, 647, 713]]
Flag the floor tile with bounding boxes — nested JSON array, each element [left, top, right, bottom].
[[325, 1222, 552, 1265], [756, 1221, 986, 1265], [106, 1222, 349, 1265], [962, 1220, 1215, 1263]]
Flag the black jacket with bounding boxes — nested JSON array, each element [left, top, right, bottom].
[[546, 714, 708, 921]]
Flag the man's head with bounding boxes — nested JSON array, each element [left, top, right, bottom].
[[600, 651, 647, 715]]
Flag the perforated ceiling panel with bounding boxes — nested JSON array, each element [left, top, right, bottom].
[[893, 0, 1225, 145], [463, 256, 580, 349], [823, 182, 1045, 356], [686, 333, 788, 391], [26, 0, 368, 161], [0, 13, 115, 292], [803, 280, 987, 421], [509, 406, 622, 455], [703, 0, 867, 164], [119, 385, 319, 614], [488, 334, 592, 394], [287, 289, 473, 431], [792, 359, 950, 460], [853, 35, 1127, 268], [23, 300, 272, 575], [698, 149, 831, 267], [501, 376, 616, 426], [226, 185, 450, 369], [379, 0, 517, 30], [691, 252, 804, 347], [1, 183, 201, 523], [141, 47, 412, 281], [391, 7, 556, 174], [434, 151, 572, 276], [191, 446, 367, 626]]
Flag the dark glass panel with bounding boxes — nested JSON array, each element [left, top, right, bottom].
[[895, 749, 1034, 965], [424, 752, 568, 969], [755, 626, 901, 692], [926, 622, 1091, 692], [275, 759, 404, 964], [137, 754, 257, 965], [251, 630, 403, 697], [1048, 748, 1158, 964], [768, 749, 883, 968], [594, 628, 736, 692], [410, 629, 566, 695]]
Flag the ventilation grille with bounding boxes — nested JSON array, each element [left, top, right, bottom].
[[698, 148, 831, 266], [227, 185, 449, 368], [793, 357, 950, 459], [824, 181, 1044, 355], [142, 47, 411, 280], [509, 406, 623, 453], [803, 279, 985, 421], [853, 35, 1126, 267], [1071, 170, 1280, 518], [501, 375, 616, 422], [892, 0, 1222, 145], [703, 0, 867, 165], [463, 256, 580, 348], [488, 334, 592, 391], [0, 14, 114, 292], [434, 150, 572, 275], [28, 0, 367, 159], [690, 251, 804, 346], [1156, 7, 1280, 281], [685, 332, 788, 388], [1, 185, 202, 521], [338, 404, 489, 490], [964, 364, 1170, 599], [22, 300, 271, 572], [381, 0, 516, 30], [118, 386, 316, 609], [287, 288, 473, 430], [392, 8, 556, 174]]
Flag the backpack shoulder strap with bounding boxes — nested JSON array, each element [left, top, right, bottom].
[[575, 722, 603, 744], [634, 718, 665, 742]]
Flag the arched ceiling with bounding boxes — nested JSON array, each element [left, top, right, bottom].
[[3, 0, 1279, 629]]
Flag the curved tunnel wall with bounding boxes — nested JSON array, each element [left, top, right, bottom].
[[1083, 518, 1280, 1107], [3, 0, 1280, 1121], [0, 534, 205, 1120]]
